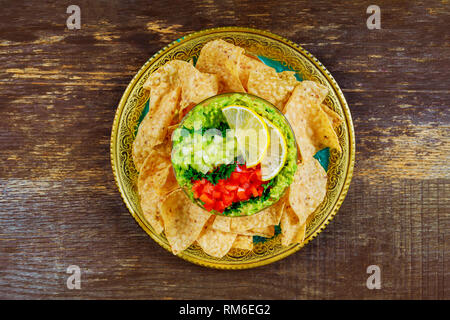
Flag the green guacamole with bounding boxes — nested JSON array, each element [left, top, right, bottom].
[[172, 93, 298, 217]]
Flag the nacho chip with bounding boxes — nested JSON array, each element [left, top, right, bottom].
[[289, 158, 327, 226], [137, 150, 173, 234], [211, 215, 231, 232], [143, 60, 219, 121], [159, 165, 179, 195], [321, 103, 343, 130], [169, 60, 219, 112], [133, 87, 181, 171], [272, 193, 287, 226], [278, 71, 299, 86], [231, 235, 253, 250], [280, 204, 304, 246], [196, 218, 237, 258], [143, 63, 178, 110], [160, 189, 211, 255], [213, 216, 275, 237], [295, 222, 307, 244], [230, 206, 279, 233], [247, 66, 297, 110], [284, 81, 341, 160], [291, 80, 328, 105], [196, 39, 245, 92], [240, 225, 275, 238], [238, 54, 272, 90]]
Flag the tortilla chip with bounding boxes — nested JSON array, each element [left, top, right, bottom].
[[143, 60, 219, 121], [240, 225, 275, 238], [169, 60, 219, 112], [160, 189, 211, 255], [142, 64, 177, 111], [196, 39, 245, 93], [278, 71, 299, 86], [133, 87, 181, 171], [230, 207, 279, 233], [238, 54, 272, 90], [289, 158, 327, 226], [196, 218, 237, 258], [272, 193, 287, 225], [213, 216, 275, 237], [211, 215, 231, 232], [291, 80, 328, 105], [321, 103, 343, 130], [280, 204, 304, 246], [137, 151, 173, 234], [295, 222, 307, 244], [247, 66, 297, 110], [159, 166, 179, 195], [232, 235, 253, 250], [284, 81, 341, 160]]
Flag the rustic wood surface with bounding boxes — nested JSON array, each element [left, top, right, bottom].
[[0, 0, 448, 299]]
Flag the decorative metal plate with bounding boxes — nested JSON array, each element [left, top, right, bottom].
[[110, 27, 355, 269]]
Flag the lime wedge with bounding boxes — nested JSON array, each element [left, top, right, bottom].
[[222, 105, 270, 167]]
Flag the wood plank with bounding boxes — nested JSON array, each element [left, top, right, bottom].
[[0, 0, 448, 299]]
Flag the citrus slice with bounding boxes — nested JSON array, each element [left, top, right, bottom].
[[222, 105, 270, 167], [260, 118, 287, 181]]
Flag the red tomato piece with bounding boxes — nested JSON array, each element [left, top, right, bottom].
[[239, 174, 248, 184], [214, 201, 225, 213], [257, 186, 264, 196], [193, 189, 201, 199], [203, 203, 213, 211], [225, 184, 238, 191], [250, 185, 259, 198], [231, 172, 240, 182], [199, 193, 214, 206], [212, 190, 221, 199], [223, 193, 234, 207], [202, 183, 214, 195], [255, 169, 262, 181], [237, 188, 247, 201]]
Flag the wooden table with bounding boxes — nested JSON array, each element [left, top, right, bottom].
[[0, 0, 448, 299]]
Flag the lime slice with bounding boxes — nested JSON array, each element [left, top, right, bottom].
[[260, 118, 287, 181], [222, 105, 270, 167]]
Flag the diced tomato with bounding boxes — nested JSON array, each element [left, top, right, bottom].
[[257, 186, 264, 197], [255, 169, 262, 181], [199, 193, 214, 206], [216, 180, 228, 193], [203, 203, 213, 211], [191, 162, 273, 212], [202, 183, 214, 195], [192, 181, 204, 199], [225, 184, 238, 191], [250, 185, 259, 198], [216, 179, 225, 187], [223, 193, 234, 207], [193, 189, 200, 199], [239, 173, 247, 184], [237, 188, 247, 201], [231, 172, 240, 182], [213, 201, 225, 212], [242, 182, 250, 190]]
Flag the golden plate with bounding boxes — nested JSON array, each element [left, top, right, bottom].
[[110, 27, 355, 269]]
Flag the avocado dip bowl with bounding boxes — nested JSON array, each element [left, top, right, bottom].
[[171, 92, 298, 217]]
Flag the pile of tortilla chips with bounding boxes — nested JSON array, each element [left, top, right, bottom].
[[132, 39, 343, 258]]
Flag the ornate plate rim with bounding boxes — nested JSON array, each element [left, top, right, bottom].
[[110, 26, 355, 270]]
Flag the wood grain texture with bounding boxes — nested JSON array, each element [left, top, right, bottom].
[[0, 0, 448, 299]]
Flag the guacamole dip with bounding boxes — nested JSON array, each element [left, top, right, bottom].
[[171, 93, 298, 217]]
